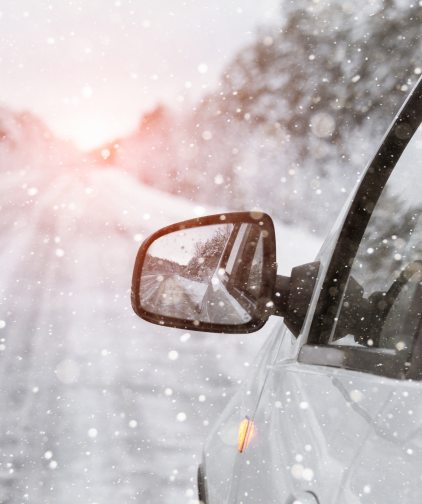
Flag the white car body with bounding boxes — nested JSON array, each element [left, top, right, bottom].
[[200, 78, 422, 504]]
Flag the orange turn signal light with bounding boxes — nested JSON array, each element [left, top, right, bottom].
[[237, 417, 255, 453]]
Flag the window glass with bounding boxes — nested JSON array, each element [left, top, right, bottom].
[[328, 124, 422, 361], [224, 224, 246, 276], [245, 233, 264, 298], [224, 224, 264, 299]]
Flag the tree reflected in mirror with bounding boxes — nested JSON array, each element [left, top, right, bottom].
[[139, 222, 268, 326]]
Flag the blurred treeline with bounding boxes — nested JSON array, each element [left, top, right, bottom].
[[103, 0, 420, 234]]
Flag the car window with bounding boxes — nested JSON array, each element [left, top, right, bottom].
[[327, 124, 422, 367], [224, 224, 247, 277], [245, 232, 264, 298], [223, 223, 265, 301]]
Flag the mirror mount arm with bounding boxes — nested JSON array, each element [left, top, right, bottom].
[[272, 262, 320, 337], [272, 275, 290, 316]]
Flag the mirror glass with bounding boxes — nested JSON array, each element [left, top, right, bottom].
[[139, 222, 267, 326]]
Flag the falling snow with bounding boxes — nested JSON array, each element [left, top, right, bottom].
[[1, 0, 421, 502]]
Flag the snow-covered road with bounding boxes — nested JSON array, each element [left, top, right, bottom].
[[0, 166, 321, 503]]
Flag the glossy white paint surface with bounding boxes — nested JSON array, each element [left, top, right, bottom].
[[201, 123, 422, 503], [201, 76, 422, 504]]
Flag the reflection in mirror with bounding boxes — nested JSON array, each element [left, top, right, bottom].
[[139, 222, 267, 326]]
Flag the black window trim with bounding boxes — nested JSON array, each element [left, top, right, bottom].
[[299, 76, 422, 380]]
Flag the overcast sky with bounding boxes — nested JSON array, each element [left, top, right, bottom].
[[0, 0, 280, 149]]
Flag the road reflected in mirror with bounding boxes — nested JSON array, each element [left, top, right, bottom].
[[139, 222, 267, 326]]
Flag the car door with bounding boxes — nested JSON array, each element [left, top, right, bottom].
[[230, 78, 422, 504]]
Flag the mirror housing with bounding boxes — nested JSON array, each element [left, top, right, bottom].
[[272, 262, 320, 337], [131, 212, 277, 333]]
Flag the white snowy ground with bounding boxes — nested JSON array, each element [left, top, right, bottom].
[[0, 165, 321, 504]]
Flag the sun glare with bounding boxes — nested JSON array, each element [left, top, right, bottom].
[[63, 115, 128, 151]]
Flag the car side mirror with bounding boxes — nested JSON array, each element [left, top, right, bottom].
[[131, 212, 277, 333]]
